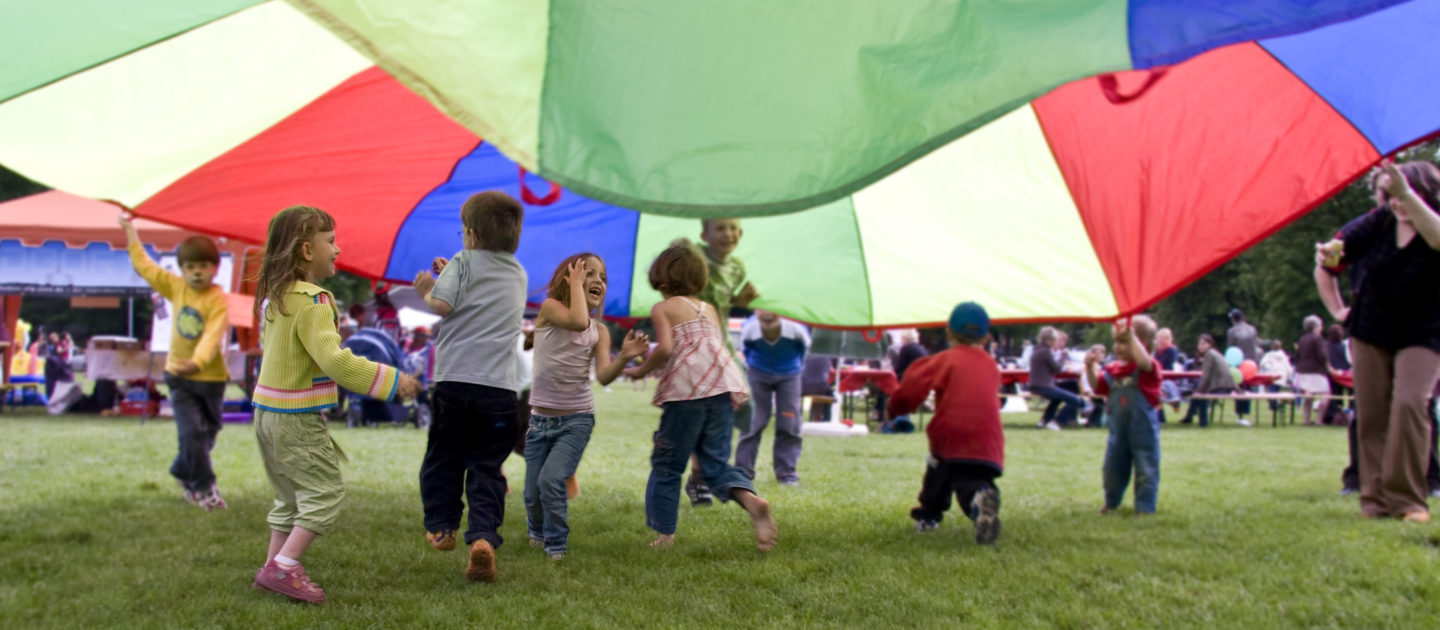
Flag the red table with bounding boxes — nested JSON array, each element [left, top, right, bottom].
[[836, 369, 900, 395]]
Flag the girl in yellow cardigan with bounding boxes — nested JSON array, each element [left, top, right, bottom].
[[249, 206, 421, 604]]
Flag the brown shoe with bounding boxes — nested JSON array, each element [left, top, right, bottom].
[[464, 540, 496, 582], [1402, 510, 1431, 523], [425, 529, 456, 551]]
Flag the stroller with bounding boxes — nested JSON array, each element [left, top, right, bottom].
[[340, 328, 431, 428]]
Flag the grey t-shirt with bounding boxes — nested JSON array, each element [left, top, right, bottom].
[[1227, 322, 1261, 362], [430, 249, 527, 392]]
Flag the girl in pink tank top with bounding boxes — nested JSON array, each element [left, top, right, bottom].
[[524, 254, 649, 559], [625, 244, 776, 551]]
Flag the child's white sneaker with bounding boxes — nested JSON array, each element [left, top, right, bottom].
[[1236, 418, 1252, 427]]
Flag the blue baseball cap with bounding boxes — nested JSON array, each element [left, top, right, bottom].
[[948, 302, 990, 338]]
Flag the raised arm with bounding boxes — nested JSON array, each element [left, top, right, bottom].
[[119, 212, 181, 300], [541, 260, 592, 331], [1383, 161, 1440, 250]]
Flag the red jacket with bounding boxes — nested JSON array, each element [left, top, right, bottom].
[[887, 345, 1004, 471]]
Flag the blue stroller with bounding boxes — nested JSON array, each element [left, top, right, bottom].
[[340, 328, 430, 428]]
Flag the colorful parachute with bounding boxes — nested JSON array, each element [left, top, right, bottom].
[[1, 1, 1438, 327]]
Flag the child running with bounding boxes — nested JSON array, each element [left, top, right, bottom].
[[412, 191, 527, 582], [524, 253, 649, 560], [625, 244, 777, 551], [1084, 315, 1162, 515], [250, 206, 422, 604], [120, 213, 231, 510], [887, 302, 1005, 545]]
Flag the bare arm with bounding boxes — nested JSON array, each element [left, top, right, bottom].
[[626, 304, 673, 378], [412, 270, 452, 317], [595, 327, 650, 385], [539, 261, 591, 331], [1384, 162, 1440, 250], [1312, 249, 1349, 322]]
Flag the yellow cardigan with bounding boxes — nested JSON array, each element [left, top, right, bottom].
[[254, 281, 398, 413], [127, 240, 229, 382]]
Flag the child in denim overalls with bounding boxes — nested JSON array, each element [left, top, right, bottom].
[[1086, 315, 1163, 515]]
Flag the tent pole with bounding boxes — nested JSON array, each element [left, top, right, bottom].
[[128, 297, 134, 337]]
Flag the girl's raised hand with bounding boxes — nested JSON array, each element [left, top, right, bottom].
[[567, 259, 587, 288], [621, 329, 650, 357]]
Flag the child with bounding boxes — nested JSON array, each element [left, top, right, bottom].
[[1085, 315, 1162, 515], [120, 213, 231, 510], [684, 218, 759, 506], [525, 253, 649, 560], [624, 244, 777, 551], [411, 191, 527, 582], [249, 206, 422, 604], [736, 309, 810, 485], [1079, 344, 1108, 427], [887, 302, 1004, 545]]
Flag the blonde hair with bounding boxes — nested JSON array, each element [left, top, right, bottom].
[[1038, 326, 1056, 345], [253, 206, 334, 322], [1129, 314, 1158, 350]]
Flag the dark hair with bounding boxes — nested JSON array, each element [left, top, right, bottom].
[[177, 236, 220, 266], [648, 244, 708, 297], [1326, 324, 1346, 343], [1372, 161, 1440, 209], [347, 304, 366, 319], [952, 331, 987, 346], [253, 206, 334, 322], [1198, 333, 1215, 348], [462, 191, 524, 253], [547, 252, 602, 308]]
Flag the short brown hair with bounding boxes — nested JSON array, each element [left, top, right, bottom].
[[177, 236, 219, 266], [648, 244, 708, 297], [462, 191, 523, 253]]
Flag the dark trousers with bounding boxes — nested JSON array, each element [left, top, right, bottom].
[[1036, 381, 1082, 426], [1344, 397, 1440, 493], [910, 459, 1000, 524], [420, 381, 518, 548], [1323, 381, 1354, 426], [165, 374, 226, 492]]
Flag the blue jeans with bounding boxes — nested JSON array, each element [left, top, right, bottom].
[[523, 413, 594, 554], [646, 394, 756, 535], [1103, 387, 1162, 513], [1032, 385, 1082, 425]]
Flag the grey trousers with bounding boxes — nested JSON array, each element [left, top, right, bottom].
[[1351, 339, 1440, 517], [735, 369, 803, 483]]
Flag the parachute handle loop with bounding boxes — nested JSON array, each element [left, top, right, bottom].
[[518, 166, 563, 205], [1098, 68, 1169, 104], [861, 329, 882, 343]]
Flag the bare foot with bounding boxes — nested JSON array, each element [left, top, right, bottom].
[[739, 493, 778, 551], [650, 534, 674, 549]]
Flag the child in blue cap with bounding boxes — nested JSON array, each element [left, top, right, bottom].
[[887, 302, 1004, 545]]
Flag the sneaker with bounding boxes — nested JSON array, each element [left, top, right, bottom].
[[1236, 418, 1252, 427], [779, 479, 800, 488], [685, 477, 713, 507], [528, 537, 543, 549], [914, 519, 940, 533], [1339, 487, 1358, 496], [178, 480, 203, 506], [199, 486, 227, 511], [1429, 487, 1440, 499], [1036, 420, 1047, 429], [1044, 421, 1062, 431], [971, 487, 1001, 545], [548, 552, 565, 561], [254, 560, 325, 604], [464, 539, 497, 582], [426, 529, 457, 551]]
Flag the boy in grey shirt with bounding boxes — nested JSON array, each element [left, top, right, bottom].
[[413, 191, 527, 582]]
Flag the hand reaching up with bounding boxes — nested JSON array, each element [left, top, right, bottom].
[[620, 329, 650, 359]]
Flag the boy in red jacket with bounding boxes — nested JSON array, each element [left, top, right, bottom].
[[887, 302, 1004, 545]]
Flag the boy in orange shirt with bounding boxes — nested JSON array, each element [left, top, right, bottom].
[[888, 302, 1003, 545]]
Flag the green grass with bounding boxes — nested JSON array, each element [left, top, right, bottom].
[[2, 387, 1438, 629]]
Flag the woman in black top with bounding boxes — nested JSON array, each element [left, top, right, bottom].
[[1315, 160, 1440, 522]]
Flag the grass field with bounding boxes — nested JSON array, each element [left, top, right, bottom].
[[2, 386, 1438, 629]]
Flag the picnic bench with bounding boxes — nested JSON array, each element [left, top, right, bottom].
[[1187, 391, 1353, 427]]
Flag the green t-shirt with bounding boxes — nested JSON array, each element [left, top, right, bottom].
[[697, 247, 746, 350]]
